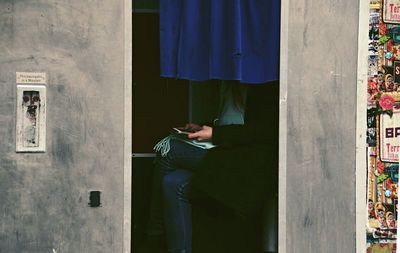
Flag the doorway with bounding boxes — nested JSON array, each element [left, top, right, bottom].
[[131, 2, 280, 253]]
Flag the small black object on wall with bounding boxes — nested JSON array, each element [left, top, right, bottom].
[[89, 191, 101, 207]]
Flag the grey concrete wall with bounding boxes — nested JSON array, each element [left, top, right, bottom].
[[281, 0, 359, 252], [0, 1, 126, 252]]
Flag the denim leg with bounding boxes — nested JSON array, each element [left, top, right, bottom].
[[146, 164, 167, 235], [163, 169, 193, 253], [158, 139, 208, 175], [146, 140, 208, 251]]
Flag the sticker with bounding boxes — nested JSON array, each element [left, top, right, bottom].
[[371, 25, 380, 40], [371, 1, 381, 10], [382, 67, 396, 91], [16, 72, 47, 84], [394, 61, 400, 83], [368, 128, 378, 147], [388, 27, 400, 44], [371, 12, 381, 25], [369, 56, 379, 77], [385, 73, 397, 91], [380, 108, 400, 163], [368, 78, 379, 104], [383, 0, 400, 24], [368, 108, 378, 128], [370, 40, 380, 56]]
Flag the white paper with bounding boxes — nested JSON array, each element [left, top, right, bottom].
[[16, 72, 47, 84], [380, 110, 400, 163]]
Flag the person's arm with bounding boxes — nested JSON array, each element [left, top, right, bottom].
[[211, 83, 279, 146], [189, 82, 279, 146], [212, 123, 273, 146], [188, 126, 213, 141], [187, 122, 276, 146]]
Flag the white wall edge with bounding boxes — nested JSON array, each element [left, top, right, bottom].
[[123, 0, 133, 251], [356, 0, 369, 251], [279, 0, 289, 252]]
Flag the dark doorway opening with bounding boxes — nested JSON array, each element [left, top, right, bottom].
[[132, 5, 278, 253]]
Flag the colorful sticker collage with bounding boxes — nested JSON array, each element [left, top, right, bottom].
[[367, 0, 400, 252]]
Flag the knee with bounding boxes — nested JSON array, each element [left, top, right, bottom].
[[155, 140, 182, 170], [162, 171, 191, 198], [155, 139, 181, 165], [165, 139, 188, 161]]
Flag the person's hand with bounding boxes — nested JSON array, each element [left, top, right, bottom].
[[188, 126, 212, 141], [184, 123, 202, 132]]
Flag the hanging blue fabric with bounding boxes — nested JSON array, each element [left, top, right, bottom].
[[160, 0, 280, 84]]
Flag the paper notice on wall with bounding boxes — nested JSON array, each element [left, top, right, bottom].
[[380, 110, 400, 163], [383, 0, 400, 24], [16, 72, 47, 84]]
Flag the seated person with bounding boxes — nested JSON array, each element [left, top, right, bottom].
[[145, 81, 279, 253]]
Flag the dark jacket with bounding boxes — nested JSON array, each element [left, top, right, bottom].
[[191, 81, 279, 216]]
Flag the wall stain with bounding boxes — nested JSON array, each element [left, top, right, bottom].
[[0, 1, 15, 42], [51, 128, 74, 168], [27, 55, 39, 65], [316, 137, 332, 180], [303, 213, 313, 228]]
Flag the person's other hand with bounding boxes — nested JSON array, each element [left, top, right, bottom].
[[188, 126, 212, 141], [184, 123, 202, 132]]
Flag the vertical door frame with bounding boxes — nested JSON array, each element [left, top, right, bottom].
[[124, 0, 133, 252], [356, 0, 370, 251], [278, 0, 289, 251], [279, 0, 368, 251], [125, 0, 369, 250]]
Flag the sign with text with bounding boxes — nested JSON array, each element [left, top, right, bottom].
[[395, 61, 400, 83], [380, 109, 400, 163], [16, 72, 47, 84], [384, 0, 400, 24]]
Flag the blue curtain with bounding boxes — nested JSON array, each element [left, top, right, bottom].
[[160, 0, 280, 84]]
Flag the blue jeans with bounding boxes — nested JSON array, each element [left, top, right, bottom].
[[148, 140, 208, 253]]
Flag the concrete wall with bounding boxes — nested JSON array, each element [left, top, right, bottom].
[[280, 0, 359, 252], [0, 1, 127, 252]]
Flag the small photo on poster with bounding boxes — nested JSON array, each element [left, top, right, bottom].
[[368, 108, 377, 128], [370, 24, 380, 40], [370, 11, 380, 24], [369, 40, 379, 56], [367, 128, 377, 147], [369, 56, 379, 77]]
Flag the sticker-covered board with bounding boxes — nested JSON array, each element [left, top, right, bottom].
[[367, 1, 400, 252]]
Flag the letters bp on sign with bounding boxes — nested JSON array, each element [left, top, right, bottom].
[[383, 0, 400, 24], [16, 72, 47, 84], [380, 109, 400, 163]]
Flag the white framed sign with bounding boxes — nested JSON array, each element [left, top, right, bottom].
[[383, 0, 400, 24], [380, 109, 400, 163], [16, 72, 47, 84], [16, 85, 46, 152]]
